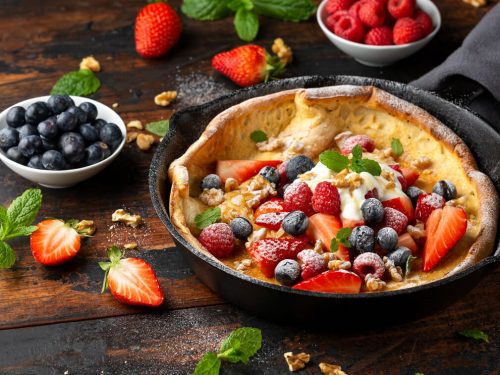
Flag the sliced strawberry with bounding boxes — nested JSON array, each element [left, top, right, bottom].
[[297, 249, 327, 280], [365, 188, 379, 199], [389, 164, 407, 190], [254, 197, 285, 218], [382, 196, 414, 222], [422, 206, 467, 272], [307, 213, 350, 261], [293, 270, 362, 294], [398, 232, 418, 255], [30, 219, 84, 266], [255, 212, 288, 230], [216, 160, 281, 184], [341, 217, 365, 228], [248, 237, 309, 278], [415, 193, 445, 223], [100, 247, 164, 307], [401, 167, 419, 187]]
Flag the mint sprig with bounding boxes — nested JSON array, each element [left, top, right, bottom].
[[0, 189, 42, 268], [250, 130, 268, 143], [330, 227, 352, 253], [193, 327, 262, 374], [195, 207, 221, 229], [320, 145, 381, 176], [457, 329, 489, 343], [391, 138, 404, 157], [51, 69, 101, 96], [146, 120, 169, 137]]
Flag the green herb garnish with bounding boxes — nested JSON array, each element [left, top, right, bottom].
[[330, 227, 352, 253], [320, 145, 381, 176], [51, 69, 101, 96], [250, 130, 268, 143], [146, 120, 169, 137], [457, 329, 489, 343], [391, 138, 404, 157], [195, 207, 221, 229]]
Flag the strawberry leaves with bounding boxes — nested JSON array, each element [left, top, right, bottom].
[[457, 329, 489, 343], [99, 246, 123, 293], [320, 145, 381, 176]]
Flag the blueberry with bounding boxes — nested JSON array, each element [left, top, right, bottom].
[[6, 106, 26, 128], [79, 123, 99, 145], [18, 124, 38, 139], [230, 217, 253, 240], [79, 102, 98, 122], [376, 227, 398, 251], [37, 117, 58, 140], [25, 102, 50, 125], [28, 154, 45, 169], [47, 95, 73, 114], [59, 132, 85, 164], [201, 174, 221, 190], [361, 198, 384, 224], [92, 119, 107, 131], [259, 166, 280, 185], [349, 225, 375, 253], [6, 147, 28, 165], [0, 127, 19, 150], [41, 137, 57, 151], [93, 141, 111, 160], [432, 180, 457, 201], [42, 150, 66, 170], [406, 186, 424, 206], [83, 143, 103, 166], [99, 123, 122, 149], [56, 111, 79, 132], [67, 105, 87, 124], [388, 247, 412, 269], [275, 259, 301, 286], [282, 211, 309, 236], [285, 155, 315, 182], [18, 135, 44, 158]]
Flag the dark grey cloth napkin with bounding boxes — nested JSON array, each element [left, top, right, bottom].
[[411, 4, 500, 133]]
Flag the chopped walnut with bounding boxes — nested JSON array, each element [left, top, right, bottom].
[[328, 260, 352, 271], [136, 133, 155, 151], [272, 38, 293, 65], [462, 0, 486, 7], [284, 352, 310, 372], [313, 240, 323, 254], [269, 227, 286, 238], [112, 209, 142, 228], [235, 258, 252, 271], [112, 102, 119, 108], [256, 137, 283, 152], [126, 120, 143, 130], [347, 173, 363, 189], [154, 91, 177, 107], [407, 224, 426, 240], [332, 169, 350, 188], [381, 170, 394, 181], [245, 228, 267, 249], [126, 132, 138, 143], [319, 363, 348, 375], [383, 256, 403, 282], [224, 177, 239, 192], [323, 252, 335, 263], [412, 156, 432, 170], [124, 242, 138, 250], [199, 188, 224, 207], [79, 55, 101, 72], [241, 259, 252, 267], [365, 273, 386, 291], [385, 181, 395, 189], [74, 220, 96, 236]]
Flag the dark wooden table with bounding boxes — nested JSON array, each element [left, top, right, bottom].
[[0, 1, 498, 374]]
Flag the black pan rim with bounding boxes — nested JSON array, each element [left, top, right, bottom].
[[149, 75, 500, 300]]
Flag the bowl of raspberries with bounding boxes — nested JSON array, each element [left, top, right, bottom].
[[317, 0, 441, 66], [0, 95, 125, 188]]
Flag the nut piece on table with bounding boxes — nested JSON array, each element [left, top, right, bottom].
[[462, 0, 486, 7], [319, 362, 348, 375], [136, 133, 155, 151], [272, 38, 293, 65], [79, 55, 101, 72], [154, 91, 177, 107], [126, 120, 143, 130], [74, 220, 97, 236], [126, 132, 138, 143], [124, 242, 138, 250], [284, 352, 311, 372], [112, 209, 142, 228]]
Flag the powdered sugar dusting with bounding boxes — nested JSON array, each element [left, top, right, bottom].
[[422, 192, 446, 208], [175, 73, 232, 107]]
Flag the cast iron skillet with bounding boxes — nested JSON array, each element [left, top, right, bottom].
[[149, 76, 500, 325]]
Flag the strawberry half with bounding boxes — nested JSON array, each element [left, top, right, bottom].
[[382, 196, 414, 222], [400, 167, 419, 187], [30, 219, 92, 266], [307, 213, 350, 261], [398, 232, 418, 255], [293, 270, 362, 294], [255, 212, 289, 230], [254, 198, 285, 218], [100, 246, 164, 307], [422, 206, 467, 272], [216, 160, 281, 184], [212, 45, 286, 87]]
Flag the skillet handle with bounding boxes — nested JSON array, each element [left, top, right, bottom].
[[432, 76, 484, 110]]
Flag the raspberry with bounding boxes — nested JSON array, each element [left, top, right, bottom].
[[359, 0, 386, 27], [414, 10, 433, 36], [348, 0, 366, 18], [365, 188, 379, 199], [326, 0, 355, 15], [284, 182, 314, 216], [388, 0, 415, 19], [326, 10, 350, 32], [364, 26, 393, 45], [199, 223, 234, 258], [297, 249, 327, 280], [352, 252, 385, 279], [334, 14, 365, 43], [393, 17, 422, 44], [381, 207, 408, 234], [340, 134, 375, 155], [415, 193, 445, 223], [312, 181, 341, 215]]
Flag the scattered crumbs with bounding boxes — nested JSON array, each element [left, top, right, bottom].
[[112, 102, 119, 108], [63, 371, 69, 375], [174, 72, 232, 107]]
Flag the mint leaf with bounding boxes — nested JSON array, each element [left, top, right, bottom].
[[6, 188, 42, 230], [391, 138, 404, 156], [252, 0, 316, 22], [0, 241, 16, 269], [182, 0, 232, 20], [358, 158, 382, 176], [415, 373, 425, 375], [351, 144, 363, 160], [0, 206, 8, 237], [458, 329, 489, 343], [51, 69, 100, 96], [195, 207, 221, 229], [3, 225, 38, 240], [228, 0, 253, 11], [336, 227, 352, 248], [193, 352, 221, 375], [250, 130, 267, 143], [330, 238, 338, 253], [234, 8, 259, 41], [219, 327, 262, 364], [146, 120, 169, 137], [320, 150, 349, 172]]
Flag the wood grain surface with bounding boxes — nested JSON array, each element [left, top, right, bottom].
[[0, 0, 498, 373]]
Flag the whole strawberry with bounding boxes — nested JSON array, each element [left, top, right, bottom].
[[212, 45, 285, 87], [135, 1, 182, 58]]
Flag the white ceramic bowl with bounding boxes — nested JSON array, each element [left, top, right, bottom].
[[0, 96, 126, 188], [317, 0, 441, 67]]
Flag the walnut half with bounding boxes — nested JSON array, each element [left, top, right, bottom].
[[284, 352, 310, 372], [319, 362, 348, 375], [112, 209, 142, 228]]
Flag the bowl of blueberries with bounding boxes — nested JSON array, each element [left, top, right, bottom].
[[0, 95, 125, 188]]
